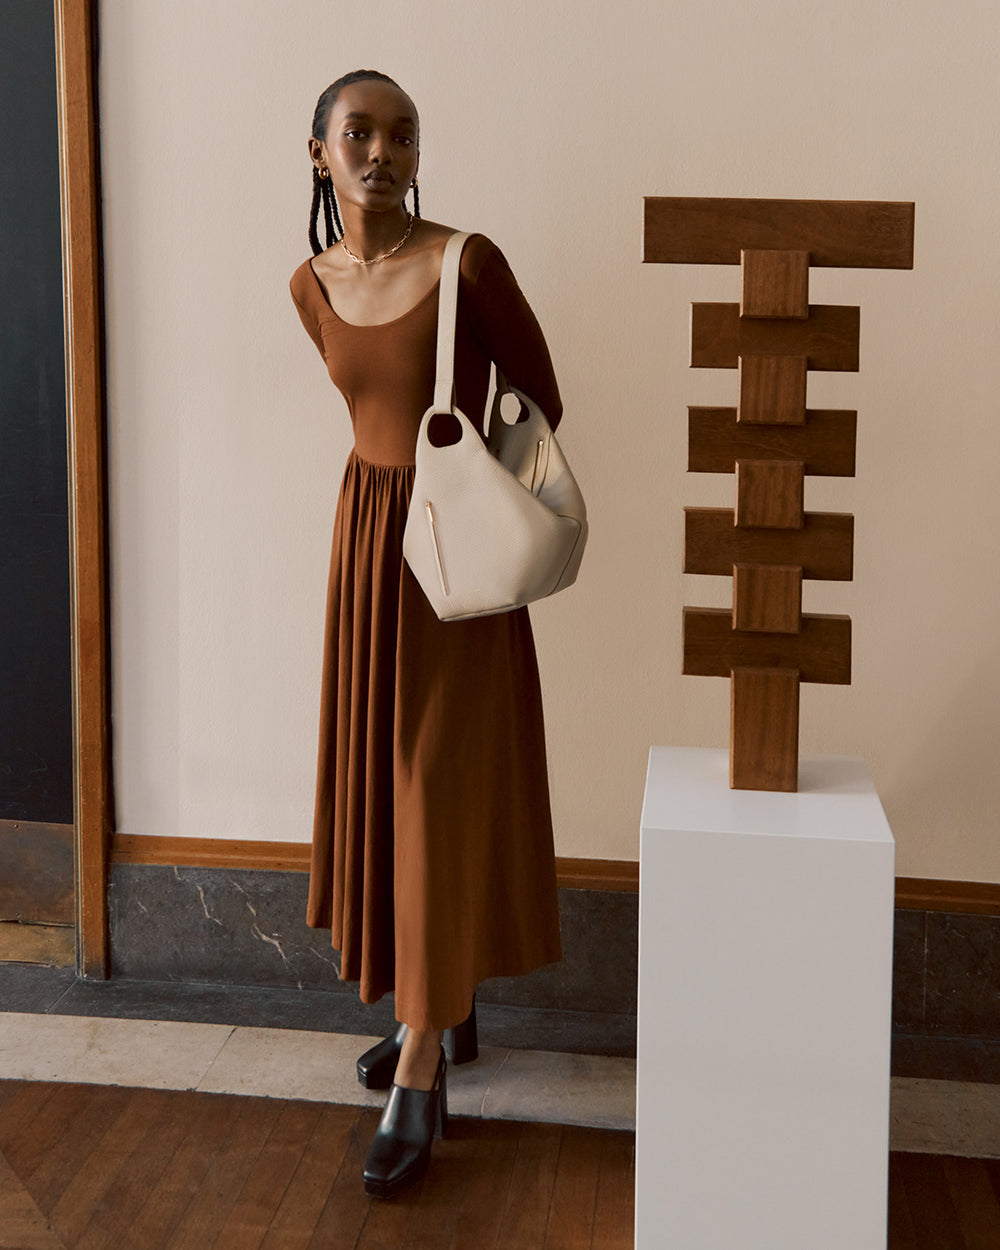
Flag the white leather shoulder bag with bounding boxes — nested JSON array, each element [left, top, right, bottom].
[[402, 232, 587, 622]]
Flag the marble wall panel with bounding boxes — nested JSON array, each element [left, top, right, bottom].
[[924, 912, 1000, 1039], [108, 865, 347, 992], [892, 908, 926, 1035], [108, 866, 639, 1018]]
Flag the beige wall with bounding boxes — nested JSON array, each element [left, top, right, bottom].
[[101, 0, 1000, 880]]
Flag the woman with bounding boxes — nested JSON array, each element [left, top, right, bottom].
[[289, 70, 563, 1198]]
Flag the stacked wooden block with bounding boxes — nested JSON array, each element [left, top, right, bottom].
[[644, 198, 914, 791]]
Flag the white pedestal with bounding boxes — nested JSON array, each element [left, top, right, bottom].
[[635, 747, 895, 1250]]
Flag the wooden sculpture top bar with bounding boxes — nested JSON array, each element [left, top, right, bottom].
[[643, 197, 915, 269]]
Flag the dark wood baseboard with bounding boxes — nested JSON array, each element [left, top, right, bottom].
[[110, 835, 641, 893], [110, 835, 1000, 912], [895, 877, 1000, 916], [555, 858, 639, 892], [112, 835, 311, 873]]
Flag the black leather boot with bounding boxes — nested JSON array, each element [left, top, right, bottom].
[[363, 1049, 448, 1199], [356, 1022, 407, 1090], [446, 997, 478, 1066], [356, 1000, 478, 1089]]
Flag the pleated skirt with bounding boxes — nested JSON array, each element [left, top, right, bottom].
[[306, 451, 562, 1030]]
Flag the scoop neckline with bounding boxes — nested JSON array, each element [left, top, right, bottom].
[[306, 258, 440, 329]]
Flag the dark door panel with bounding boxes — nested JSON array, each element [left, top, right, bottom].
[[1, 0, 76, 964]]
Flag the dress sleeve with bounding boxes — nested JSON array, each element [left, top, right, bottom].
[[459, 237, 563, 430], [289, 264, 326, 360]]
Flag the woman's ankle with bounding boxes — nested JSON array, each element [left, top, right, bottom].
[[394, 1027, 443, 1090]]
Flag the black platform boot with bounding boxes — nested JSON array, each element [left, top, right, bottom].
[[446, 996, 478, 1066], [363, 1049, 448, 1199], [356, 1022, 407, 1090], [356, 1000, 478, 1089]]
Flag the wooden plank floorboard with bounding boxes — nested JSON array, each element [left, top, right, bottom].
[[0, 1148, 66, 1250], [307, 1110, 379, 1250], [259, 1103, 358, 1249], [54, 1087, 188, 1250], [942, 1156, 1000, 1250], [122, 1090, 247, 1248], [887, 1154, 919, 1250], [542, 1126, 602, 1250], [0, 1080, 62, 1154], [4, 1083, 99, 1188], [898, 1153, 967, 1250], [212, 1099, 325, 1249], [399, 1117, 524, 1250], [444, 1119, 523, 1250], [494, 1122, 564, 1250], [353, 1164, 429, 1249], [591, 1130, 636, 1250], [984, 1157, 1000, 1219], [70, 1088, 195, 1250], [396, 1128, 469, 1250], [23, 1084, 133, 1216], [165, 1096, 285, 1250]]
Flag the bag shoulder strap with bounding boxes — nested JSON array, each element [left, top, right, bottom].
[[433, 231, 472, 413]]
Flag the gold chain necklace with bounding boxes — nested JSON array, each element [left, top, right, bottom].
[[340, 213, 414, 266]]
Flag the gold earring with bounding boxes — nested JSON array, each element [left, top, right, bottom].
[[318, 166, 329, 179]]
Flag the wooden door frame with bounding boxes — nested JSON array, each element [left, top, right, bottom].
[[55, 0, 112, 978]]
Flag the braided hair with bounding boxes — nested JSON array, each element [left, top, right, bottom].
[[308, 70, 420, 256]]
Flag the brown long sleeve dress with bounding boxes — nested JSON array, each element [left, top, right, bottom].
[[289, 233, 563, 1030]]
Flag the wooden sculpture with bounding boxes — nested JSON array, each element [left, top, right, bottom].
[[644, 198, 915, 791]]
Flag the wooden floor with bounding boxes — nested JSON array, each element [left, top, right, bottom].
[[888, 1152, 1000, 1250], [0, 1081, 634, 1249], [5, 1081, 1000, 1249]]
